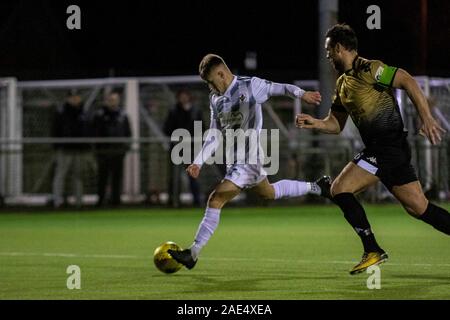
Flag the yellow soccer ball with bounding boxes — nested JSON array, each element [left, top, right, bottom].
[[153, 241, 183, 274]]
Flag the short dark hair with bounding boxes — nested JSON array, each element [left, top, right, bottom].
[[199, 54, 226, 80], [325, 23, 358, 51]]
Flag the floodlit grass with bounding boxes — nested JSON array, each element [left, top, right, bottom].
[[0, 204, 449, 299]]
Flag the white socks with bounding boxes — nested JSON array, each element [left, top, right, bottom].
[[190, 207, 221, 260], [188, 181, 321, 260], [307, 182, 322, 195], [272, 180, 321, 199]]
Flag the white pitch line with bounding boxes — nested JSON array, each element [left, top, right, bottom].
[[1, 252, 450, 268], [0, 252, 139, 259]]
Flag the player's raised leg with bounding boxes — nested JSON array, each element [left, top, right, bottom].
[[168, 179, 241, 269], [250, 176, 332, 200], [391, 181, 450, 235], [331, 162, 388, 275]]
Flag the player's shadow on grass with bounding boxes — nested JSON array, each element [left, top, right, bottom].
[[340, 273, 450, 299], [181, 274, 339, 294]]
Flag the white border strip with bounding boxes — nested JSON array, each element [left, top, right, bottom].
[[356, 159, 378, 175]]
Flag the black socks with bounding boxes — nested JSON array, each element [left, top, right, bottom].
[[333, 193, 384, 253], [332, 194, 449, 254], [419, 202, 450, 235]]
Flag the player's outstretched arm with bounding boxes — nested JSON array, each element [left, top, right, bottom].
[[251, 77, 321, 105], [392, 68, 446, 145], [295, 109, 347, 134], [190, 103, 221, 176], [301, 91, 322, 105]]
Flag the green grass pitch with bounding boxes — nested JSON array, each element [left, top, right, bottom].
[[0, 204, 449, 300]]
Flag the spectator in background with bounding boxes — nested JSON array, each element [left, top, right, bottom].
[[164, 89, 205, 207], [51, 90, 89, 208], [92, 92, 132, 206]]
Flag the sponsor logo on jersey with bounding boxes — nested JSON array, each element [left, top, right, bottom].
[[218, 111, 244, 128]]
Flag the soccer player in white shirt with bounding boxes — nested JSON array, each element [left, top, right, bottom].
[[169, 54, 331, 269]]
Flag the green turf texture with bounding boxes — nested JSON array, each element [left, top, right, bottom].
[[0, 204, 449, 300]]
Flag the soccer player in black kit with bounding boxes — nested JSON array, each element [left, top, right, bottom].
[[297, 24, 449, 275]]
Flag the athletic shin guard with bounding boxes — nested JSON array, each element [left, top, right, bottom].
[[333, 192, 383, 253], [419, 202, 450, 235]]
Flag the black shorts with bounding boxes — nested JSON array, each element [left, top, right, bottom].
[[352, 141, 418, 191]]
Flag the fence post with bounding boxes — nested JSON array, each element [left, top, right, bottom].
[[1, 78, 22, 198], [124, 79, 141, 202]]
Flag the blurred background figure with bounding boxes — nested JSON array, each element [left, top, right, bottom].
[[164, 89, 205, 207], [51, 90, 89, 208], [92, 92, 132, 206]]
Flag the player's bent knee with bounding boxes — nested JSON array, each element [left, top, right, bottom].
[[265, 192, 276, 201], [403, 200, 428, 218], [263, 185, 276, 200], [330, 180, 348, 197], [403, 205, 421, 218], [207, 191, 227, 209]]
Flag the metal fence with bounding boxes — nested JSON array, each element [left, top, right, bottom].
[[0, 76, 448, 208]]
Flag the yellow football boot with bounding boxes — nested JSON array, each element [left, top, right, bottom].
[[349, 252, 388, 275]]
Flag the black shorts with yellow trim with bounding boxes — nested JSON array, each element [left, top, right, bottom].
[[352, 142, 418, 191]]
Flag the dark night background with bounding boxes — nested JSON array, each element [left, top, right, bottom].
[[0, 0, 448, 81]]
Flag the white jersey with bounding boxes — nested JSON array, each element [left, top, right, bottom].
[[194, 75, 304, 168]]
